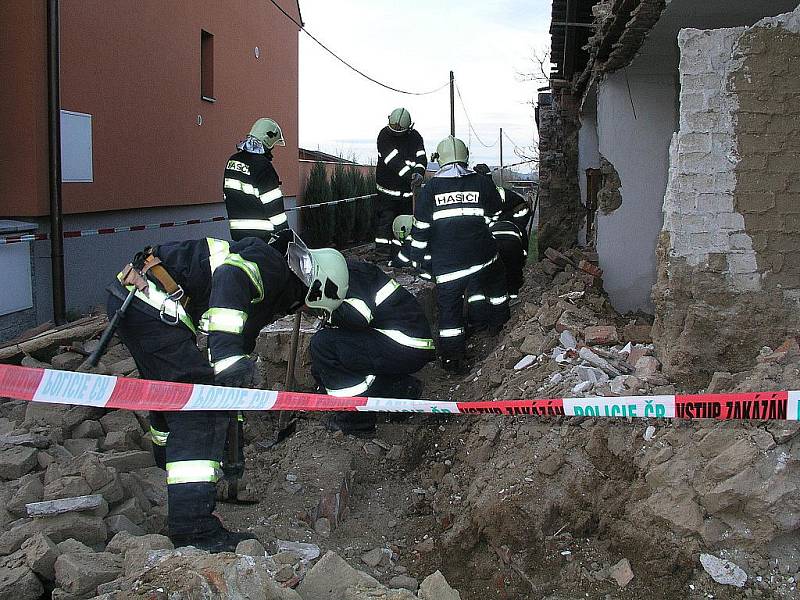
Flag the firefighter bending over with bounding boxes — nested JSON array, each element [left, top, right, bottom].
[[106, 236, 306, 552], [286, 238, 435, 435]]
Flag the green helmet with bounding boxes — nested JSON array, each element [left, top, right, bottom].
[[388, 108, 413, 133], [305, 248, 349, 315], [248, 118, 285, 149], [392, 215, 413, 242], [435, 136, 469, 167]]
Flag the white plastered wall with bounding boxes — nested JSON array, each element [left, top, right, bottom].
[[596, 71, 677, 314]]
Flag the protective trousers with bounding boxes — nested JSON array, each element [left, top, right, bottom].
[[439, 259, 510, 360], [494, 236, 526, 297], [107, 292, 229, 538], [375, 192, 412, 263], [310, 328, 433, 397]]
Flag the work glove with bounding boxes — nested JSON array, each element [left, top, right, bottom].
[[411, 172, 424, 188], [215, 357, 257, 389]]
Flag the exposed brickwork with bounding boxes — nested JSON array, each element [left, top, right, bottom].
[[653, 10, 800, 385], [537, 91, 584, 253]]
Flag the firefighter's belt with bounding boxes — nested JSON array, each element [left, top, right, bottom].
[[141, 255, 190, 309]]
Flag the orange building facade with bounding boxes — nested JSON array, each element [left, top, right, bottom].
[[0, 0, 301, 336]]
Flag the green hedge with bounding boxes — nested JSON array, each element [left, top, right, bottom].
[[300, 161, 375, 248]]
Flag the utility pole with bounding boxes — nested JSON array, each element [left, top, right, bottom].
[[499, 128, 504, 186], [47, 0, 66, 324], [449, 71, 455, 137]]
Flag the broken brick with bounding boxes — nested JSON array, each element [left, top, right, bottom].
[[584, 325, 619, 346], [578, 260, 603, 278]]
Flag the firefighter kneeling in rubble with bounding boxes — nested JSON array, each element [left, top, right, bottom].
[[474, 163, 531, 299], [397, 136, 510, 373], [286, 237, 435, 435], [106, 236, 307, 552]]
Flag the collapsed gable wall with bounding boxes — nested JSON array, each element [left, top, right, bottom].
[[653, 9, 800, 385]]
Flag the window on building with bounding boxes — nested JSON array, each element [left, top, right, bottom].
[[201, 30, 215, 102]]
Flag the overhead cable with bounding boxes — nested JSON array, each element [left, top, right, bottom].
[[268, 0, 450, 96], [454, 83, 499, 148]]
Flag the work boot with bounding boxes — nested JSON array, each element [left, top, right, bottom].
[[171, 527, 257, 554], [324, 412, 377, 436], [441, 357, 468, 375]]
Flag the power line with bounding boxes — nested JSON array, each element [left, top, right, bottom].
[[268, 0, 450, 96], [454, 83, 498, 148]]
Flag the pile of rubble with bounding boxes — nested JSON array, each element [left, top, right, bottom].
[[459, 246, 667, 404], [405, 253, 800, 598]]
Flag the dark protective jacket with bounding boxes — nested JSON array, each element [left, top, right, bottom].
[[490, 219, 527, 251], [497, 187, 531, 233], [401, 165, 503, 283], [111, 237, 305, 376], [375, 127, 426, 199], [223, 150, 288, 241], [329, 260, 434, 351]]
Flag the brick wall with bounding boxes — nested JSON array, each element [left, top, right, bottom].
[[653, 8, 800, 385], [537, 90, 584, 254]]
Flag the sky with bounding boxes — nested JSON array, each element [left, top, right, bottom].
[[296, 0, 552, 171]]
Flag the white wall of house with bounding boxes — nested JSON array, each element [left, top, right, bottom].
[[595, 71, 677, 314], [584, 0, 799, 315]]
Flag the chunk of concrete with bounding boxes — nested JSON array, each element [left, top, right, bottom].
[[63, 438, 100, 456], [105, 531, 173, 555], [0, 513, 107, 555], [236, 538, 266, 557], [0, 564, 43, 600], [700, 553, 747, 588], [26, 494, 106, 517], [70, 421, 104, 440], [24, 404, 102, 433], [102, 431, 138, 452], [6, 475, 43, 516], [56, 539, 94, 554], [100, 451, 154, 473], [297, 551, 380, 600], [21, 532, 60, 580], [608, 558, 634, 588], [389, 575, 419, 591], [50, 352, 85, 371], [0, 447, 38, 480], [418, 570, 461, 600], [55, 551, 123, 596], [108, 497, 146, 525], [99, 411, 143, 436], [360, 547, 391, 568], [43, 476, 93, 501], [105, 515, 145, 537]]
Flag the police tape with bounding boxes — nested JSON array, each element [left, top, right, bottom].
[[286, 194, 377, 212], [1, 364, 798, 421], [0, 217, 228, 246]]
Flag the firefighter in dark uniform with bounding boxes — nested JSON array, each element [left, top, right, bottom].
[[223, 118, 289, 243], [375, 108, 426, 266], [474, 164, 531, 298], [106, 237, 306, 552], [285, 239, 435, 435], [398, 137, 509, 373]]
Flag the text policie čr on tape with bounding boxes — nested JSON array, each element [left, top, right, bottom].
[[0, 365, 799, 421]]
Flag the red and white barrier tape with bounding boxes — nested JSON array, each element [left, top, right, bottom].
[[0, 217, 228, 246], [0, 365, 797, 421]]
